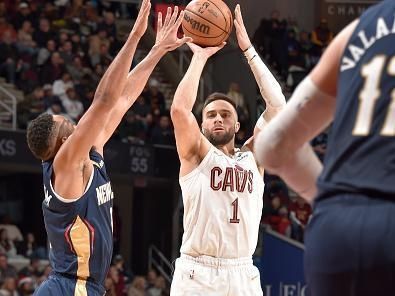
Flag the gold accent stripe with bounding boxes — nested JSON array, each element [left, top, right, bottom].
[[74, 279, 88, 296], [92, 161, 101, 169], [70, 216, 91, 296]]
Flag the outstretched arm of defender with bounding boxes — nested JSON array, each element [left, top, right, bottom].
[[170, 42, 224, 176], [94, 7, 191, 146], [234, 4, 286, 150], [55, 0, 151, 161]]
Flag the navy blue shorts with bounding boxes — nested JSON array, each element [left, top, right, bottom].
[[304, 194, 395, 296], [34, 273, 105, 296]]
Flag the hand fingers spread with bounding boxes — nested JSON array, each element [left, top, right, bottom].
[[174, 10, 185, 29], [164, 7, 172, 27], [170, 6, 178, 25], [157, 12, 163, 31]]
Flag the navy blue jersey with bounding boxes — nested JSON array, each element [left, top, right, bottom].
[[41, 150, 113, 287], [317, 0, 395, 200]]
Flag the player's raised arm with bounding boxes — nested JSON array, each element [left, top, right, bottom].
[[234, 4, 286, 151], [170, 42, 225, 176], [93, 7, 191, 146], [55, 0, 152, 160], [254, 20, 358, 203]]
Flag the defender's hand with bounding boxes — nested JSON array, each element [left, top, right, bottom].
[[187, 42, 226, 60], [234, 4, 251, 52], [155, 6, 192, 52], [131, 0, 151, 39]]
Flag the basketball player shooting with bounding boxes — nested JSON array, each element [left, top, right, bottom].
[[255, 1, 395, 295], [26, 2, 191, 295], [169, 4, 285, 296]]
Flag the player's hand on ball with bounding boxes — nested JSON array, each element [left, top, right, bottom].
[[187, 41, 226, 60], [155, 6, 193, 52], [131, 0, 151, 39], [234, 4, 251, 52]]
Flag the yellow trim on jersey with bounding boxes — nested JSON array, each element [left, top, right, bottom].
[[74, 279, 88, 296], [70, 216, 91, 296], [92, 161, 101, 169]]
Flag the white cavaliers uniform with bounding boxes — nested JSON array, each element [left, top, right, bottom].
[[170, 146, 264, 296]]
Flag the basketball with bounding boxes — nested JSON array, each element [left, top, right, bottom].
[[182, 0, 233, 47]]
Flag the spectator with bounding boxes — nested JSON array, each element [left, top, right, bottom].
[[16, 20, 36, 56], [0, 216, 23, 244], [33, 18, 53, 48], [226, 82, 249, 126], [311, 18, 333, 64], [97, 11, 117, 44], [267, 10, 287, 73], [113, 254, 132, 286], [262, 194, 282, 231], [147, 276, 169, 296], [18, 257, 42, 280], [59, 40, 73, 65], [11, 2, 33, 31], [0, 230, 17, 258], [40, 52, 65, 84], [36, 39, 57, 66], [104, 274, 116, 296], [60, 86, 83, 122], [118, 112, 146, 144], [18, 86, 46, 126], [127, 276, 146, 296], [18, 233, 46, 260], [17, 277, 35, 296], [150, 114, 175, 145], [146, 269, 158, 291], [132, 96, 151, 125], [108, 265, 126, 296], [0, 254, 17, 279], [0, 276, 18, 296], [0, 30, 18, 83], [66, 55, 91, 82], [52, 71, 73, 99], [289, 195, 312, 242], [143, 79, 166, 114], [276, 206, 291, 237]]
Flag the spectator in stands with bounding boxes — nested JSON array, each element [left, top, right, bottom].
[[146, 269, 158, 290], [18, 233, 46, 260], [109, 265, 126, 296], [0, 30, 18, 84], [37, 39, 57, 66], [0, 276, 18, 296], [144, 78, 166, 115], [17, 276, 35, 296], [59, 40, 74, 65], [0, 230, 17, 258], [127, 276, 146, 296], [18, 257, 42, 280], [60, 86, 84, 122], [18, 86, 46, 126], [299, 31, 313, 69], [262, 194, 282, 230], [311, 18, 333, 65], [118, 111, 146, 143], [147, 276, 169, 296], [104, 274, 116, 296], [52, 71, 73, 100], [66, 56, 91, 82], [289, 195, 312, 242], [40, 52, 65, 84], [133, 95, 151, 126], [45, 101, 73, 123], [150, 114, 175, 145], [276, 206, 291, 237], [97, 11, 117, 45], [0, 216, 23, 244], [11, 2, 33, 31], [226, 82, 249, 126], [112, 254, 132, 285], [16, 20, 36, 56], [235, 127, 248, 147], [36, 265, 51, 287], [267, 10, 287, 73], [0, 254, 17, 279], [252, 18, 267, 57], [33, 18, 53, 48]]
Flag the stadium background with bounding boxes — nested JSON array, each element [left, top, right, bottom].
[[0, 0, 380, 295]]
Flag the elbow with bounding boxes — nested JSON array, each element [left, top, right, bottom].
[[170, 104, 187, 120], [254, 128, 290, 173]]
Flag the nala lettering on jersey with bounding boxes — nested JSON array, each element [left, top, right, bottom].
[[210, 166, 253, 193], [96, 182, 114, 206]]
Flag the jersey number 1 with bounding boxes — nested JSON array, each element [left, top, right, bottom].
[[230, 198, 240, 223], [353, 55, 395, 136]]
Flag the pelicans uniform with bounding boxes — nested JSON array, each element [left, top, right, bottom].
[[34, 150, 113, 296], [170, 146, 264, 296], [305, 1, 395, 295]]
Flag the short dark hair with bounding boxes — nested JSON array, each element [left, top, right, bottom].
[[203, 92, 237, 113], [26, 113, 55, 160]]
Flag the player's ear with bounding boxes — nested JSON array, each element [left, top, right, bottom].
[[234, 122, 240, 133]]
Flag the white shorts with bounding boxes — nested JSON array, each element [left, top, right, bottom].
[[170, 254, 263, 296]]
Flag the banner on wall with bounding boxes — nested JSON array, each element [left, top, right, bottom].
[[320, 0, 380, 32], [257, 228, 306, 296]]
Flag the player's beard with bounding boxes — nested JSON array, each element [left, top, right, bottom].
[[205, 126, 235, 146]]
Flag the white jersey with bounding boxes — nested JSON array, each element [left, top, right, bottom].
[[179, 146, 264, 258]]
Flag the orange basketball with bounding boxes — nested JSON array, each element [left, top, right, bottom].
[[182, 0, 233, 47]]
